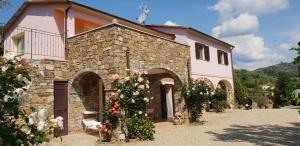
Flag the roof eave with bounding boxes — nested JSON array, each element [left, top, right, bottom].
[[146, 25, 234, 49], [187, 27, 234, 49]]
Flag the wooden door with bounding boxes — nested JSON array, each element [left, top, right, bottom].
[[54, 81, 68, 135]]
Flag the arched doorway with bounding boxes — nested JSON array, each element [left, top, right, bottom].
[[69, 72, 105, 132], [146, 68, 182, 121], [217, 80, 233, 108]]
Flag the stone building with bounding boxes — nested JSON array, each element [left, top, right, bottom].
[[1, 0, 233, 135]]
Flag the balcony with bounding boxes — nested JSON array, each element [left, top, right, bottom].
[[1, 26, 65, 60]]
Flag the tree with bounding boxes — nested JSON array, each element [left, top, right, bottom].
[[290, 42, 300, 64], [0, 0, 10, 9], [273, 72, 295, 107], [234, 78, 248, 105], [290, 42, 300, 77]]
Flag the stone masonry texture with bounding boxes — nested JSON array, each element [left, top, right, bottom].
[[27, 24, 190, 133]]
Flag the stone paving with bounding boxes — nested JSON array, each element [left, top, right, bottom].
[[45, 107, 300, 146]]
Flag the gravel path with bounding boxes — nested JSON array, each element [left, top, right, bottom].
[[46, 107, 300, 146]]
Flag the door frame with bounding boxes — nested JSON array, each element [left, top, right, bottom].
[[54, 80, 68, 135]]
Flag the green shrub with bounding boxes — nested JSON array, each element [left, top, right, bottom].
[[211, 89, 227, 112], [125, 116, 155, 140], [182, 80, 212, 122], [254, 96, 268, 108]]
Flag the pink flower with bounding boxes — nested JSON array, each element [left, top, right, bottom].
[[131, 69, 140, 75], [105, 120, 110, 124], [111, 74, 119, 81]]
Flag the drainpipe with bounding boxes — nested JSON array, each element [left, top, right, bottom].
[[64, 4, 72, 59], [187, 59, 191, 84], [126, 48, 131, 75], [230, 47, 235, 106]]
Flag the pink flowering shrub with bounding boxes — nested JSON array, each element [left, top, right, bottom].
[[102, 70, 154, 141]]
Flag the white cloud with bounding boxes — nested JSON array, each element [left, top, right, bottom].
[[279, 43, 292, 50], [210, 0, 290, 70], [280, 27, 300, 42], [210, 0, 288, 20], [227, 34, 294, 70], [164, 21, 179, 26], [224, 34, 285, 61], [212, 13, 259, 38]]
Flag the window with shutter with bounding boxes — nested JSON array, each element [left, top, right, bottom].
[[224, 52, 228, 65], [217, 50, 229, 65], [195, 43, 200, 60], [195, 43, 208, 61], [217, 50, 221, 64], [204, 46, 210, 61]]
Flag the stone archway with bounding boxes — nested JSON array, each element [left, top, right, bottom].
[[146, 68, 183, 121], [68, 71, 105, 132], [217, 80, 234, 109]]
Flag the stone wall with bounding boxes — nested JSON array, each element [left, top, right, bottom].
[[28, 23, 191, 133], [28, 59, 68, 113]]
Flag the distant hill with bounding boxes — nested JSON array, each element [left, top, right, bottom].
[[254, 62, 298, 77], [234, 62, 299, 89]]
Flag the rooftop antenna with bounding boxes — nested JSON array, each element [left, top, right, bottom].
[[137, 1, 150, 25]]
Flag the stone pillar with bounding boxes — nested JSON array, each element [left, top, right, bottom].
[[164, 84, 174, 120], [161, 78, 175, 121]]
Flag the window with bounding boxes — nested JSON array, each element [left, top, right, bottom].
[[12, 32, 25, 54], [217, 50, 228, 65], [195, 43, 210, 61]]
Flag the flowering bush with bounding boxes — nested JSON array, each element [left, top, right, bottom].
[[102, 70, 155, 141], [0, 57, 63, 145], [182, 80, 212, 122]]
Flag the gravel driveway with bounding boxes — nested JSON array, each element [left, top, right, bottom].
[[46, 107, 300, 146]]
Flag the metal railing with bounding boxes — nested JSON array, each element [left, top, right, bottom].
[[1, 25, 65, 60]]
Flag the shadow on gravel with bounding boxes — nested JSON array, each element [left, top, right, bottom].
[[207, 123, 300, 146]]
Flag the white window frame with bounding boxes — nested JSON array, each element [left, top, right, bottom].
[[12, 32, 25, 55]]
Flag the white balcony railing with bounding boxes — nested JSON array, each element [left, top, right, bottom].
[[2, 26, 65, 60]]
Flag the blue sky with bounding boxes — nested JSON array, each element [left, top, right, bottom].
[[1, 0, 299, 70]]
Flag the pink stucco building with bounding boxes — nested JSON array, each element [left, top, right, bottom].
[[147, 25, 235, 108], [2, 0, 171, 60]]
